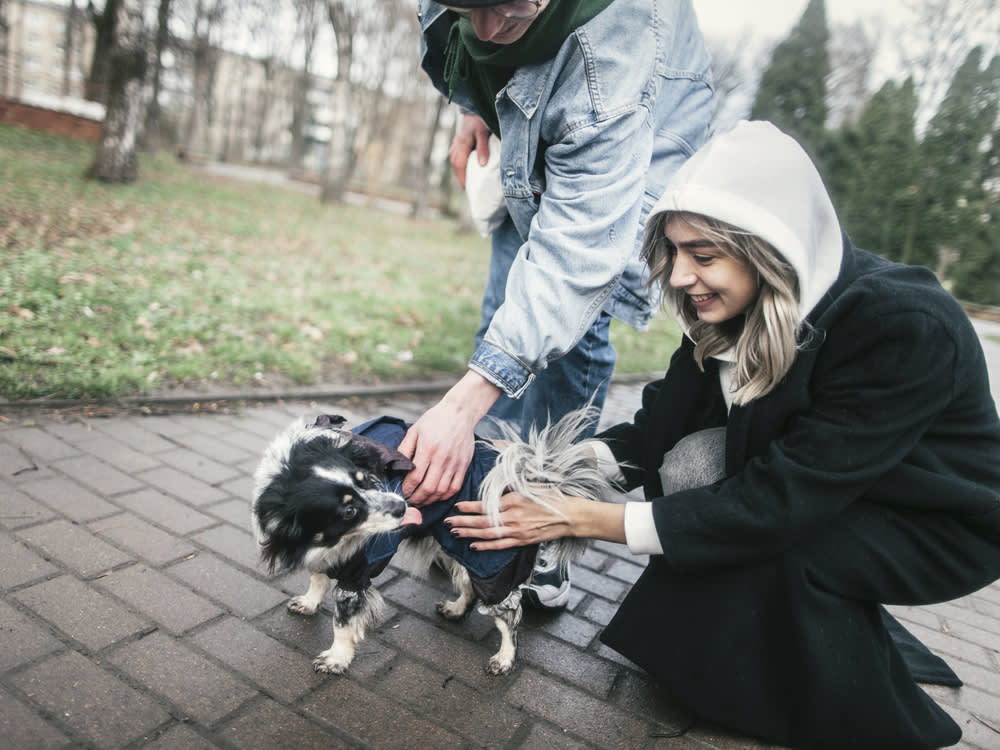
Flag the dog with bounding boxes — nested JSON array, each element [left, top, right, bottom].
[[251, 408, 616, 676]]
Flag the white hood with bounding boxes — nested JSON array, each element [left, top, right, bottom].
[[650, 120, 843, 324]]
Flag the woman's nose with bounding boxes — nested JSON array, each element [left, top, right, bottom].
[[669, 255, 695, 288], [469, 10, 509, 41]]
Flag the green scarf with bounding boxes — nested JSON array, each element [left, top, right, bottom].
[[442, 0, 616, 137]]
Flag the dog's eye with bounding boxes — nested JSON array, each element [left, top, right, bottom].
[[313, 532, 324, 543], [342, 505, 358, 520]]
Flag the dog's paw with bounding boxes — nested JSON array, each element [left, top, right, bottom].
[[312, 648, 352, 674], [288, 596, 320, 616], [436, 600, 469, 621], [485, 655, 515, 676]]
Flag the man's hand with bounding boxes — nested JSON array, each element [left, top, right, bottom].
[[399, 371, 502, 506], [450, 113, 492, 189]]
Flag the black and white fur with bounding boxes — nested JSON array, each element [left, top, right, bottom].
[[251, 409, 617, 676]]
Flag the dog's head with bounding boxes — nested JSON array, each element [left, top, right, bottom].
[[252, 417, 421, 573]]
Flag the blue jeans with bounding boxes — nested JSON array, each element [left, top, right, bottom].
[[474, 217, 617, 441]]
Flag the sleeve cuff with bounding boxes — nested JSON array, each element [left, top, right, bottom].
[[624, 502, 663, 555], [592, 441, 626, 483]]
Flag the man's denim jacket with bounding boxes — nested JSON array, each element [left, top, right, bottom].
[[418, 0, 713, 397]]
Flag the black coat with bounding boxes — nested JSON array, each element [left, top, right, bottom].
[[598, 240, 1000, 749]]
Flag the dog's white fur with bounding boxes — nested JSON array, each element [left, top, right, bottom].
[[252, 408, 618, 676]]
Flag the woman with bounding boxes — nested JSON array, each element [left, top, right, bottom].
[[446, 121, 1000, 749]]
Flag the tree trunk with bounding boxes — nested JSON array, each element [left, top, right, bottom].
[[321, 0, 356, 203], [84, 0, 120, 103], [90, 0, 147, 183], [142, 0, 172, 151], [411, 96, 447, 218]]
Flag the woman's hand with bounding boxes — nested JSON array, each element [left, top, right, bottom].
[[448, 491, 627, 550]]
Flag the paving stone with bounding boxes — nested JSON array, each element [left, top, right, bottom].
[[155, 448, 241, 485], [168, 552, 286, 617], [113, 488, 216, 534], [578, 596, 619, 628], [609, 668, 698, 733], [904, 619, 993, 667], [171, 431, 254, 465], [89, 512, 197, 565], [221, 696, 354, 750], [569, 565, 629, 602], [191, 523, 259, 571], [94, 564, 222, 634], [16, 519, 132, 578], [217, 474, 254, 504], [518, 724, 590, 750], [301, 678, 463, 750], [136, 466, 230, 506], [929, 600, 1000, 636], [0, 534, 59, 588], [214, 427, 270, 455], [204, 498, 252, 529], [13, 575, 150, 651], [382, 571, 496, 640], [10, 650, 170, 747], [191, 616, 325, 702], [577, 544, 609, 572], [518, 630, 619, 697], [0, 441, 41, 479], [506, 668, 651, 749], [109, 631, 257, 725], [2, 427, 79, 462], [532, 609, 602, 649], [379, 657, 525, 747], [89, 419, 178, 454], [130, 416, 190, 438], [375, 614, 499, 691], [51, 454, 145, 496], [0, 685, 72, 750], [605, 557, 645, 584], [0, 598, 64, 671], [36, 421, 104, 444], [75, 436, 164, 473], [137, 722, 224, 750], [18, 476, 119, 521], [255, 602, 335, 658]]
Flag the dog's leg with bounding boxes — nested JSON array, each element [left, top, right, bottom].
[[313, 586, 383, 674], [288, 571, 330, 615], [478, 589, 523, 675], [436, 556, 477, 620]]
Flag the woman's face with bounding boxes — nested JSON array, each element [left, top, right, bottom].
[[665, 216, 759, 325]]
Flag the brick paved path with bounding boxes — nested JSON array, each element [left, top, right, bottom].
[[2, 325, 999, 750]]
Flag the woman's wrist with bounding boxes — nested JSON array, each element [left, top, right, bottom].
[[567, 496, 627, 544]]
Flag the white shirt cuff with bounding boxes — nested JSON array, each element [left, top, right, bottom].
[[592, 441, 626, 483], [624, 501, 663, 555]]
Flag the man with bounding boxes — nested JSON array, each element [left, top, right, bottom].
[[400, 0, 714, 607]]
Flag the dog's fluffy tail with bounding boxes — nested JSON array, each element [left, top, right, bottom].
[[478, 407, 622, 564]]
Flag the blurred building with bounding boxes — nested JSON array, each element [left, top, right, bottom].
[[0, 0, 450, 203]]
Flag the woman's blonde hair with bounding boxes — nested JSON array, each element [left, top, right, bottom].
[[643, 211, 802, 405]]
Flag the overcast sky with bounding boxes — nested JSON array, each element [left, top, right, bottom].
[[691, 0, 908, 41]]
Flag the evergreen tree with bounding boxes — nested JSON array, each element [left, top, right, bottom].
[[903, 48, 1000, 277], [828, 79, 919, 262], [750, 0, 830, 160]]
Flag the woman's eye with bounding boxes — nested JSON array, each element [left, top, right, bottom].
[[693, 254, 714, 265]]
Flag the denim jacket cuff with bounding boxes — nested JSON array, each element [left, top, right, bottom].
[[469, 339, 536, 399]]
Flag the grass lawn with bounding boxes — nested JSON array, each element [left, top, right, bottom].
[[0, 124, 679, 401]]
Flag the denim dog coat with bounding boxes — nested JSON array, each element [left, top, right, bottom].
[[315, 415, 536, 604]]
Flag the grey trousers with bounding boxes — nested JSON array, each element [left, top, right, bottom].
[[658, 426, 726, 495]]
